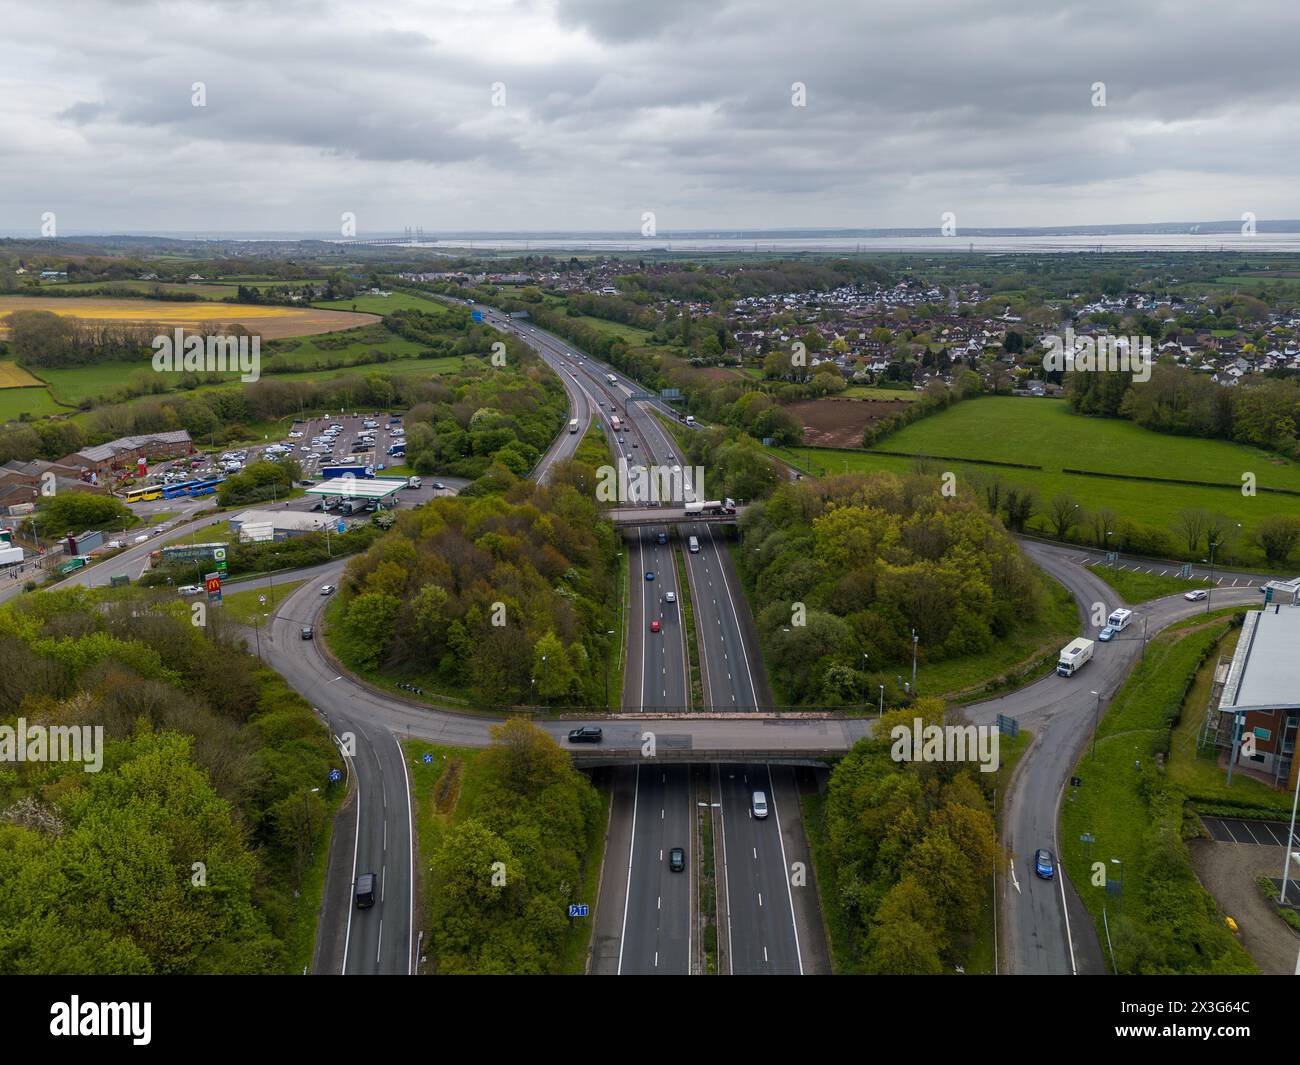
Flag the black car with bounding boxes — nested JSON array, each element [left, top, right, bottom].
[[354, 872, 376, 909], [669, 847, 685, 873], [655, 532, 668, 545], [567, 726, 603, 744], [301, 627, 314, 640]]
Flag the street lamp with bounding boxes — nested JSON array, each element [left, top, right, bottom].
[[1202, 525, 1241, 613], [1090, 690, 1102, 760], [862, 652, 869, 708], [1279, 754, 1300, 905], [878, 683, 884, 717], [911, 630, 919, 694], [1110, 857, 1125, 914]]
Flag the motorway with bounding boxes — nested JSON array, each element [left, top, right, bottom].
[[11, 303, 1275, 978]]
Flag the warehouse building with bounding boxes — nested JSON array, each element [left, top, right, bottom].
[[229, 509, 335, 542], [1210, 605, 1300, 791]]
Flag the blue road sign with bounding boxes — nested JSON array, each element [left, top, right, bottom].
[[329, 768, 342, 782], [337, 521, 346, 534], [471, 310, 484, 322], [568, 903, 589, 918], [423, 753, 433, 764]]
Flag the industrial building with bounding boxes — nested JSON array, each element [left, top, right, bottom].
[[229, 509, 336, 542], [1207, 604, 1300, 791]]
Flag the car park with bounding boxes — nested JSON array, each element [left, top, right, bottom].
[[1034, 849, 1054, 879], [567, 726, 603, 744]]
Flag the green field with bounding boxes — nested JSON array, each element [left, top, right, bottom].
[[312, 292, 457, 317], [0, 385, 69, 419], [841, 385, 918, 401], [791, 397, 1300, 566], [572, 316, 654, 344]]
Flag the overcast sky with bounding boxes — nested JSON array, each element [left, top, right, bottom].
[[2, 0, 1298, 235]]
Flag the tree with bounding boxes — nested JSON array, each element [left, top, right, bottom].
[[1253, 515, 1300, 567], [1177, 508, 1209, 555], [1047, 493, 1080, 541]]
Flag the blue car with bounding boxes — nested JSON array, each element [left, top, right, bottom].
[[1034, 848, 1054, 880], [644, 571, 655, 581], [1098, 625, 1116, 642]]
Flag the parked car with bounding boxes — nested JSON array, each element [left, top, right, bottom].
[[567, 726, 603, 744], [1183, 589, 1208, 601], [1034, 849, 1054, 880], [668, 847, 685, 873]]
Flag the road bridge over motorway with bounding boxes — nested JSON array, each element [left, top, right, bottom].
[[607, 506, 745, 528]]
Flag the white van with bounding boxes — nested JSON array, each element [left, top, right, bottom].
[[1107, 608, 1133, 632], [688, 536, 699, 554], [752, 791, 768, 819]]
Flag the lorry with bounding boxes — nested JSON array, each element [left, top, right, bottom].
[[321, 464, 371, 480], [610, 416, 621, 432], [1056, 637, 1094, 677], [407, 476, 422, 489], [684, 499, 736, 516], [0, 545, 23, 566]]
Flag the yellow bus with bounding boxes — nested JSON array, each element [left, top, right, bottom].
[[124, 485, 163, 504]]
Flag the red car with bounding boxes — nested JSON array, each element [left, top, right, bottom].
[[650, 620, 661, 633]]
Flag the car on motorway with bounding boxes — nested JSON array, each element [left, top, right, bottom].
[[1098, 625, 1116, 642], [644, 570, 654, 581], [650, 619, 661, 633], [567, 726, 603, 744], [354, 873, 377, 909], [668, 847, 685, 873], [752, 791, 769, 819], [655, 532, 668, 544], [301, 627, 314, 640], [1034, 849, 1054, 879], [1183, 589, 1208, 601], [320, 584, 336, 596], [664, 591, 676, 604]]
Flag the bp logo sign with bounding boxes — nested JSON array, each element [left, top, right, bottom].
[[213, 546, 227, 572]]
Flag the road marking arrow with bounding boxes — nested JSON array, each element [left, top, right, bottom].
[[1009, 858, 1021, 895]]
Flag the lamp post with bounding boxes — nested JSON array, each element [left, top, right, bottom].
[[911, 630, 919, 694], [862, 652, 869, 708], [1090, 690, 1102, 760], [878, 683, 885, 717], [1110, 857, 1125, 915], [1279, 756, 1300, 905]]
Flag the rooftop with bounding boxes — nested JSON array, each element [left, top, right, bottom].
[[1220, 605, 1300, 713], [305, 478, 407, 500]]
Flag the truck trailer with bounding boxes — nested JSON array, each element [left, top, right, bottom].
[[1057, 637, 1094, 677]]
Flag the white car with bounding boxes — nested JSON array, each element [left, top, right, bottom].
[[1183, 589, 1209, 601], [289, 431, 303, 439], [664, 591, 676, 603], [320, 584, 336, 596], [176, 585, 203, 596]]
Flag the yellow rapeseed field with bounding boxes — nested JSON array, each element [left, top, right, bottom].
[[0, 361, 44, 388], [0, 297, 378, 339]]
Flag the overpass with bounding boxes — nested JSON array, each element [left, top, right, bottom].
[[567, 749, 835, 768], [606, 505, 747, 528]]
